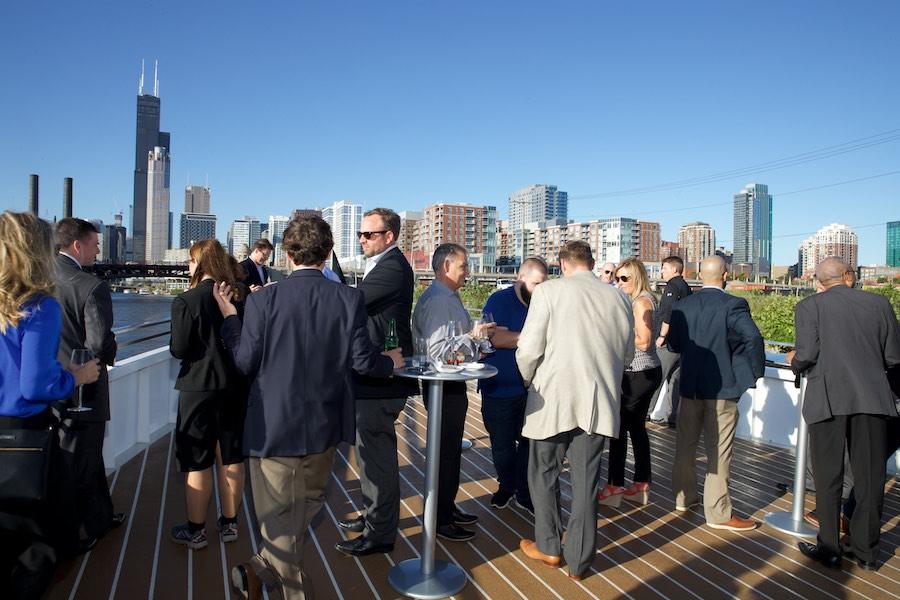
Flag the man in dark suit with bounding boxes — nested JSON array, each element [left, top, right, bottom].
[[214, 216, 404, 600], [788, 257, 900, 570], [53, 218, 124, 552], [667, 255, 764, 532], [336, 208, 419, 557], [240, 238, 274, 291]]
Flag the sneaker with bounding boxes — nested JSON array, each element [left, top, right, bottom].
[[451, 506, 478, 526], [217, 516, 238, 543], [171, 523, 208, 549], [515, 496, 534, 515], [675, 499, 700, 512], [491, 489, 514, 509], [623, 482, 650, 505], [597, 484, 625, 507], [437, 523, 476, 542]]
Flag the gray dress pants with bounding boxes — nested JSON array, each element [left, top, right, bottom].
[[528, 428, 606, 577]]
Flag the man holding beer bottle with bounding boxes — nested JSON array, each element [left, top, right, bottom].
[[336, 208, 419, 557]]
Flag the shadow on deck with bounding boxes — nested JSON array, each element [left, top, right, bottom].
[[48, 389, 900, 599]]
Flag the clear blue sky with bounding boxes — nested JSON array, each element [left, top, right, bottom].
[[1, 1, 898, 265]]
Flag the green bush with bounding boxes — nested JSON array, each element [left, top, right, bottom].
[[731, 292, 800, 345], [413, 281, 495, 316], [865, 284, 900, 319]]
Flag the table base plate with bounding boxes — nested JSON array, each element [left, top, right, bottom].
[[765, 511, 817, 538], [388, 559, 467, 599]]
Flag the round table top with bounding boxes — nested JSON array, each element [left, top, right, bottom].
[[394, 362, 498, 382]]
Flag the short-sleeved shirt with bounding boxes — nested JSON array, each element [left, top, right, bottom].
[[478, 286, 528, 398], [654, 275, 692, 337]]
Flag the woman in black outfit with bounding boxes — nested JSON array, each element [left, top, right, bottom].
[[169, 239, 248, 549]]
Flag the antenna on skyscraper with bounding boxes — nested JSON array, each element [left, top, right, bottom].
[[153, 60, 159, 97], [139, 59, 145, 95]]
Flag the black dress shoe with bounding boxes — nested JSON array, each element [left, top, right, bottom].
[[451, 507, 478, 526], [841, 546, 878, 571], [77, 536, 99, 555], [338, 515, 365, 533], [437, 523, 476, 542], [109, 512, 127, 530], [335, 535, 394, 557], [798, 542, 842, 569]]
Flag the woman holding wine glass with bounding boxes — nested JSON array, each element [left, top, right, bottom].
[[0, 211, 99, 598], [169, 239, 249, 550]]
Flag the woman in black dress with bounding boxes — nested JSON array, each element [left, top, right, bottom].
[[169, 239, 248, 549]]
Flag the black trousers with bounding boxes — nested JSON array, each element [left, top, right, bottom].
[[57, 419, 114, 539], [808, 413, 888, 562], [0, 410, 68, 600], [608, 367, 662, 486], [423, 381, 468, 527]]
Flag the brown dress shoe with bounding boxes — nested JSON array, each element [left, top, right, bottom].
[[519, 539, 562, 567], [804, 510, 850, 534], [567, 571, 584, 581], [707, 516, 759, 532], [231, 562, 262, 600]]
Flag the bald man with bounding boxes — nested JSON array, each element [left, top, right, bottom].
[[667, 255, 765, 532], [788, 257, 900, 570]]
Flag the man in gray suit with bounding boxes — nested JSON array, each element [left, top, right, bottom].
[[515, 241, 634, 580], [789, 257, 900, 570], [54, 218, 123, 551]]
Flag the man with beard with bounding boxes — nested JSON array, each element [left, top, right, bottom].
[[478, 257, 548, 513]]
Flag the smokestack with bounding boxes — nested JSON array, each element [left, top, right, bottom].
[[63, 177, 73, 218], [28, 174, 39, 215]]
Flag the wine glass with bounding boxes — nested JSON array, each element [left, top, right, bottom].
[[479, 311, 496, 354], [69, 348, 94, 413]]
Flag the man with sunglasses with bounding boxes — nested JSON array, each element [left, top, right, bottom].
[[336, 208, 418, 557], [598, 262, 617, 285]]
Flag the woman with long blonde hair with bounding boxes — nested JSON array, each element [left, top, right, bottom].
[[169, 239, 248, 549], [0, 211, 99, 597], [598, 257, 662, 507]]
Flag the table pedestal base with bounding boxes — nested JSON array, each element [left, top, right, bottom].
[[388, 559, 466, 599], [765, 512, 817, 538]]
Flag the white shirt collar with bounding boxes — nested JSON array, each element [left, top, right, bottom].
[[363, 244, 396, 278], [59, 252, 82, 268]]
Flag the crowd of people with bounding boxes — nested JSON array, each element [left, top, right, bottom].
[[1, 207, 898, 599]]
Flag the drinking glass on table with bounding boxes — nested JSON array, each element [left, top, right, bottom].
[[412, 337, 429, 371], [69, 348, 94, 413]]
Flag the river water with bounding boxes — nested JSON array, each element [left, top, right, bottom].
[[111, 293, 174, 359]]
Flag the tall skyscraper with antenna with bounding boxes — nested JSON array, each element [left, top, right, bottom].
[[132, 60, 171, 262]]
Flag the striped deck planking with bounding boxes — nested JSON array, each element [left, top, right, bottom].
[[46, 385, 900, 599]]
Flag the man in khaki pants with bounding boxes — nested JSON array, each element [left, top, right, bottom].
[[214, 216, 403, 599], [666, 255, 765, 531]]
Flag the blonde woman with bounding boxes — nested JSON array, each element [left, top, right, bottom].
[[598, 258, 662, 507], [0, 211, 99, 598]]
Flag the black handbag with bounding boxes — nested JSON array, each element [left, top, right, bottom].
[[0, 426, 55, 504]]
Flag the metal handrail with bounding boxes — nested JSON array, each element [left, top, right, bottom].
[[114, 318, 171, 350]]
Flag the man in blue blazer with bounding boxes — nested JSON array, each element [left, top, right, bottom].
[[667, 255, 764, 532], [214, 216, 404, 600]]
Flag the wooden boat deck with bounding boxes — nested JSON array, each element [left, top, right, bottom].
[[47, 388, 900, 599]]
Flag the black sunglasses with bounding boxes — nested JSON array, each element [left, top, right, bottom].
[[603, 270, 613, 275], [357, 230, 388, 240], [615, 275, 630, 282]]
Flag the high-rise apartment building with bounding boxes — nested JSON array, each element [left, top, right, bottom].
[[322, 200, 362, 262], [145, 146, 170, 263], [496, 219, 514, 260], [396, 211, 423, 255], [184, 185, 210, 213], [733, 183, 773, 277], [291, 208, 322, 220], [180, 213, 217, 248], [228, 217, 262, 257], [268, 215, 291, 268], [132, 61, 170, 262], [419, 203, 497, 270], [677, 221, 716, 270], [637, 221, 661, 262], [798, 223, 858, 278], [101, 213, 127, 264], [508, 184, 568, 260], [659, 240, 682, 261], [594, 217, 639, 264], [887, 221, 900, 267]]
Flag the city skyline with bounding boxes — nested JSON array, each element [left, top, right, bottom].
[[1, 3, 898, 265]]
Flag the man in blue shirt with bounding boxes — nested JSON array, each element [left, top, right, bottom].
[[479, 257, 548, 512]]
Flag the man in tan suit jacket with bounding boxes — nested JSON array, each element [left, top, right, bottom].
[[515, 241, 634, 580]]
